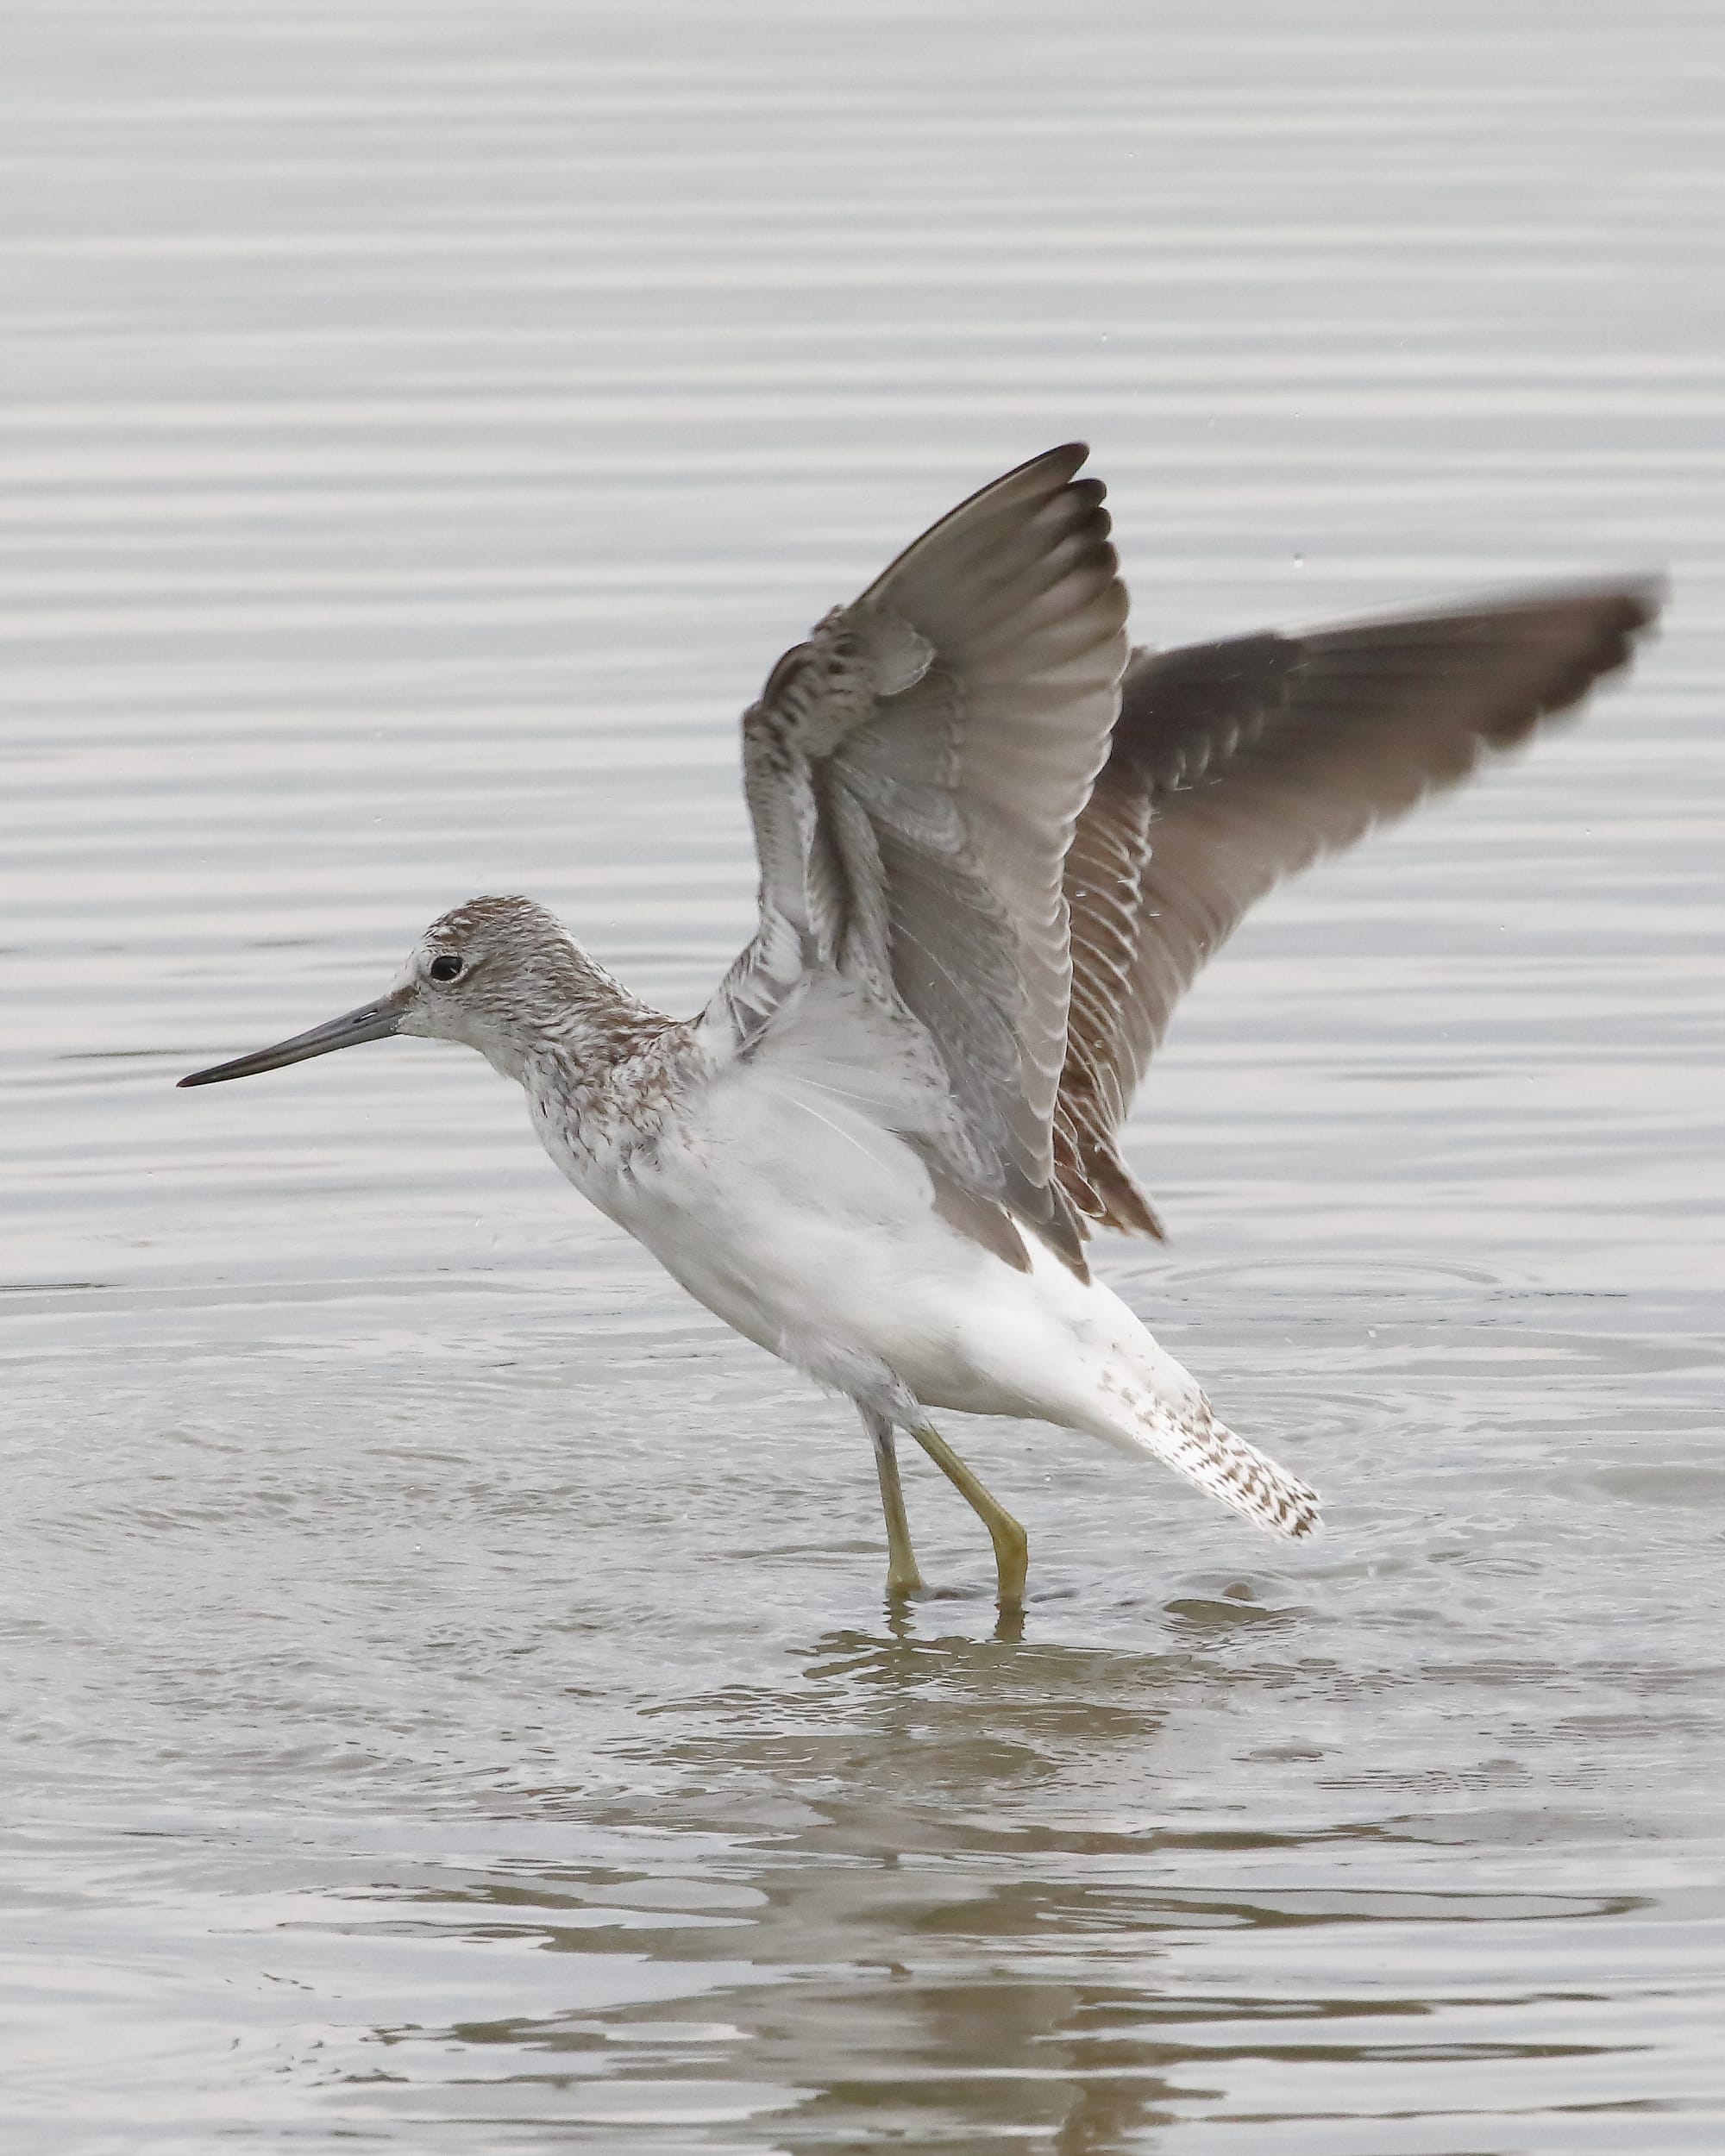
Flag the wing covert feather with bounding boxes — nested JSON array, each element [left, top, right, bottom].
[[706, 443, 1131, 1263]]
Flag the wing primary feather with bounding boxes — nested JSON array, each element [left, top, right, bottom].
[[1055, 577, 1663, 1237]]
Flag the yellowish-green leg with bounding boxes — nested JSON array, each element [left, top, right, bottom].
[[908, 1417, 1029, 1612], [862, 1408, 924, 1598]]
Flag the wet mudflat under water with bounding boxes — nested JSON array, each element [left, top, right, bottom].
[[3, 2, 1722, 2148]]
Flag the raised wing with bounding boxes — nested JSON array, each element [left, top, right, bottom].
[[1055, 581, 1663, 1237], [705, 443, 1131, 1262]]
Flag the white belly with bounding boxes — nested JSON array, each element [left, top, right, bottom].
[[532, 1056, 1201, 1438], [523, 1048, 1320, 1542]]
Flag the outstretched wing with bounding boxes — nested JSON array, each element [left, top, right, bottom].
[[704, 443, 1131, 1262], [1055, 581, 1663, 1236]]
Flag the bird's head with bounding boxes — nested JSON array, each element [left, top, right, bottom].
[[178, 894, 593, 1089]]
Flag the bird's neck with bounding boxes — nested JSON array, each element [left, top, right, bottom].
[[509, 962, 694, 1167]]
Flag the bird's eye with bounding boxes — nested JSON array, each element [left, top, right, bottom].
[[428, 952, 463, 983]]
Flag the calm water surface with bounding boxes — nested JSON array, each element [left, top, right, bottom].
[[3, 3, 1722, 2149]]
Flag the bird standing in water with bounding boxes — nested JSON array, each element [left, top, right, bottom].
[[180, 446, 1658, 1610]]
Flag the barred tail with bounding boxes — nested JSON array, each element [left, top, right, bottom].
[[1124, 1389, 1321, 1540]]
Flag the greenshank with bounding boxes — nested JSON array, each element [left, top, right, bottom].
[[180, 446, 1659, 1609]]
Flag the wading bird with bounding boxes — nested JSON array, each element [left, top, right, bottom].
[[180, 447, 1658, 1609]]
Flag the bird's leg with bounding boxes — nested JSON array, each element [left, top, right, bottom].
[[861, 1407, 924, 1599], [906, 1417, 1029, 1613]]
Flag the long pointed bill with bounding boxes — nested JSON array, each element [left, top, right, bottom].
[[178, 993, 405, 1087]]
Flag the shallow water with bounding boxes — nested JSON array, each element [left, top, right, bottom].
[[3, 2, 1723, 2148]]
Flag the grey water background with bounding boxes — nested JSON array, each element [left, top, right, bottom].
[[3, 1, 1722, 2147]]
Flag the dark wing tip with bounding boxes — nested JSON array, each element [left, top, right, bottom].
[[1035, 439, 1090, 472], [1578, 574, 1665, 669], [1284, 573, 1666, 756], [1431, 577, 1665, 744], [1615, 573, 1667, 625], [856, 442, 1104, 616], [986, 440, 1093, 498], [1521, 577, 1665, 729]]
